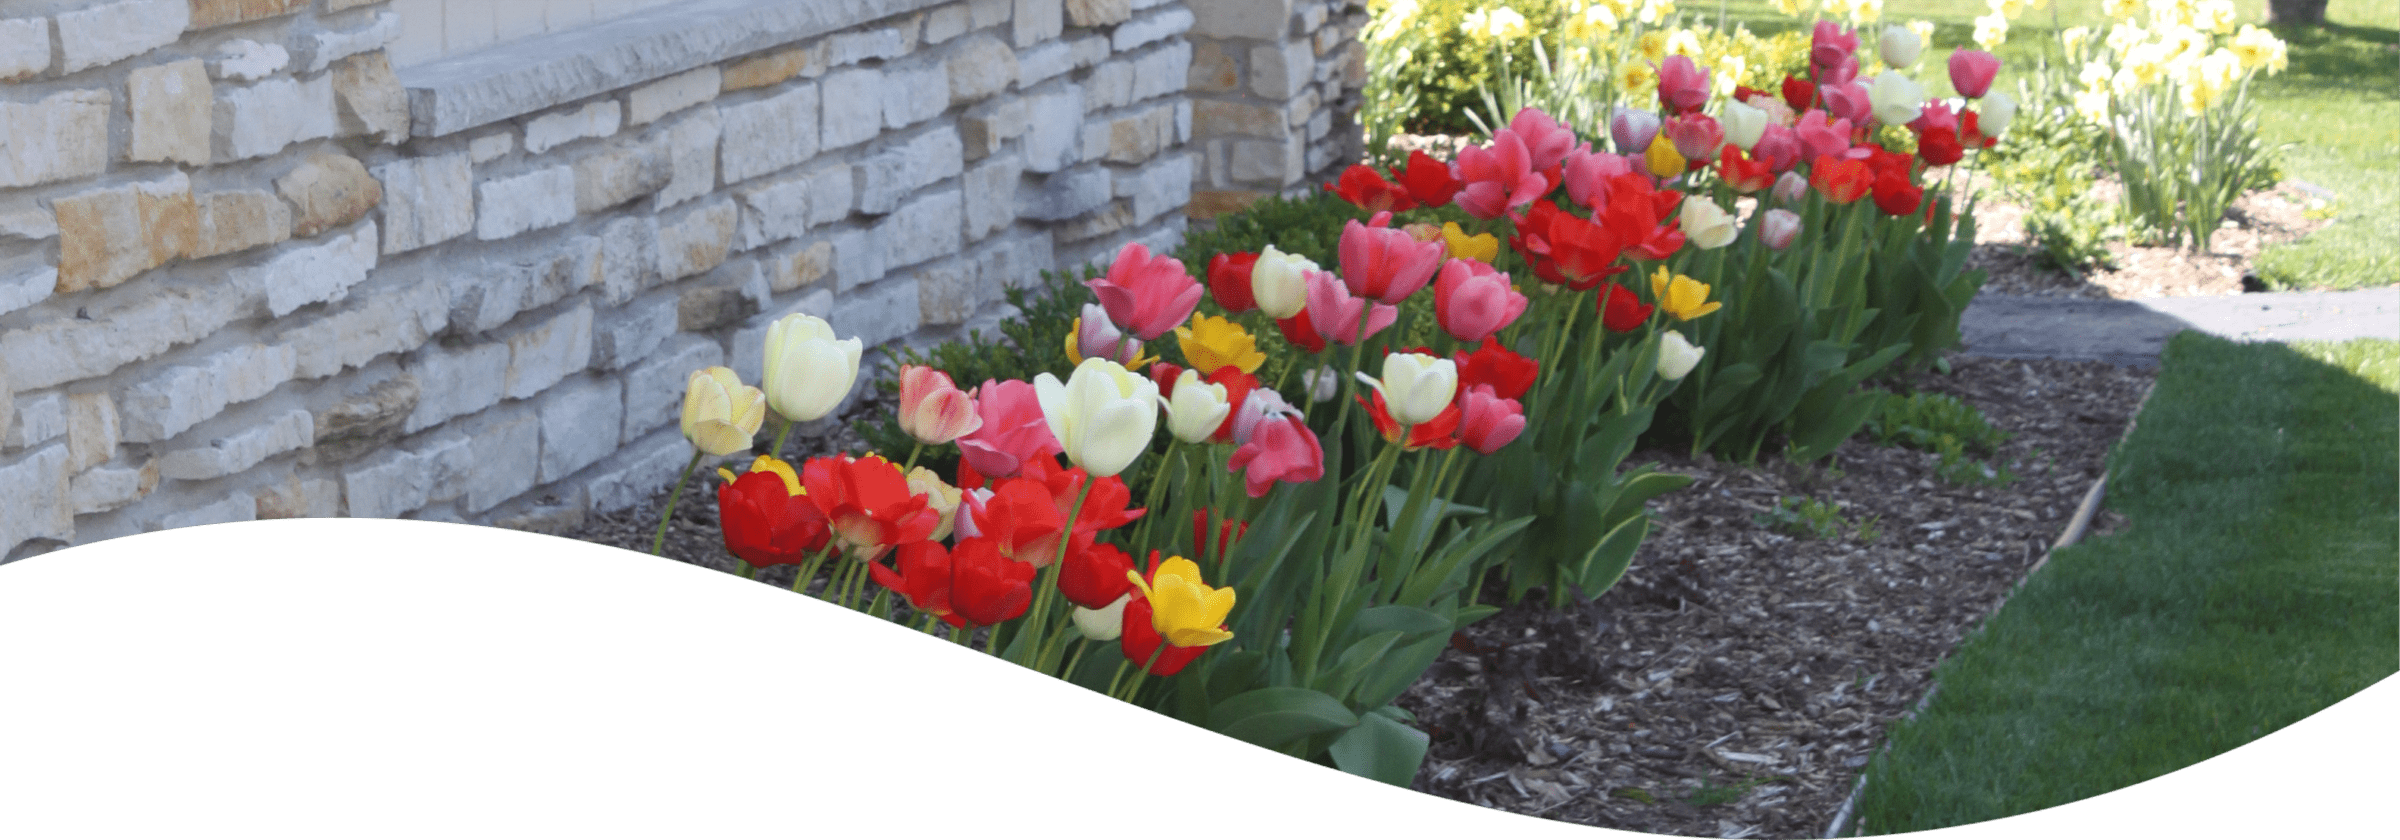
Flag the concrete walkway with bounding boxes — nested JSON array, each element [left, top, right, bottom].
[[1959, 288, 2400, 367]]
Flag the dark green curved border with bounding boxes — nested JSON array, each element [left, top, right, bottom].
[[0, 520, 2380, 835]]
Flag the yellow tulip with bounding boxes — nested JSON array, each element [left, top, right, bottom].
[[1175, 314, 1267, 375], [680, 367, 766, 457], [1644, 133, 1687, 179], [1128, 556, 1235, 648], [1442, 222, 1499, 264], [1650, 266, 1723, 321]]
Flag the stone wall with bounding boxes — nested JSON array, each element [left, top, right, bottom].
[[1185, 0, 1366, 218]]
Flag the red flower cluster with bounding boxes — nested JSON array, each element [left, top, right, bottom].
[[1355, 343, 1536, 454], [1324, 151, 1464, 214]]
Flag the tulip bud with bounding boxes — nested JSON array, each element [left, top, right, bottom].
[[1980, 91, 2018, 137], [1948, 49, 2001, 99], [762, 314, 863, 424], [1072, 593, 1132, 642], [1879, 25, 1922, 68], [897, 365, 981, 446], [1610, 107, 1661, 156], [1163, 369, 1233, 444], [1721, 100, 1769, 150], [1069, 303, 1148, 367], [1455, 385, 1527, 455], [1762, 208, 1803, 250], [1034, 357, 1160, 478], [1679, 199, 1739, 249], [1355, 353, 1458, 426], [1249, 245, 1315, 319], [1657, 331, 1706, 380], [1868, 71, 1929, 126], [1302, 366, 1341, 403], [681, 366, 767, 457], [1771, 171, 1810, 205]]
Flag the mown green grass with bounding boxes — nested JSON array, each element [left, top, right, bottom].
[[1845, 333, 2399, 835]]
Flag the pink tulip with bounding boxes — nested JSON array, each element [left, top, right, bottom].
[[1454, 131, 1547, 219], [1072, 303, 1147, 366], [897, 365, 982, 446], [956, 379, 1060, 479], [1610, 107, 1662, 156], [1339, 218, 1446, 305], [1949, 49, 2000, 99], [1303, 269, 1398, 346], [1909, 99, 1958, 135], [1664, 113, 1726, 164], [1811, 22, 1859, 71], [1084, 242, 1202, 340], [1227, 414, 1325, 498], [1509, 107, 1577, 174], [1656, 55, 1710, 114], [1771, 171, 1810, 205], [1817, 53, 1860, 88], [1563, 146, 1636, 208], [1819, 82, 1873, 126], [1456, 385, 1526, 455], [1432, 258, 1528, 344], [1751, 124, 1804, 173], [1794, 110, 1856, 164], [1761, 208, 1802, 250], [1229, 386, 1298, 446]]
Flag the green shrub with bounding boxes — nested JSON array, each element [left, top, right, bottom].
[[1867, 390, 2010, 455], [1174, 189, 1367, 270]]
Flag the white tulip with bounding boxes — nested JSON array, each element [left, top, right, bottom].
[[1657, 331, 1706, 380], [1249, 244, 1317, 319], [1033, 357, 1159, 478], [1163, 368, 1232, 444], [1072, 594, 1132, 641], [761, 314, 862, 423], [1679, 199, 1740, 249], [1879, 25, 1923, 68], [1354, 352, 1458, 426], [1721, 99, 1769, 150], [1868, 71, 1929, 127], [1980, 91, 2018, 137]]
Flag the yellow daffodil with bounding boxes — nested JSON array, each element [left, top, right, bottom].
[[1989, 0, 2026, 19], [1616, 61, 1657, 97], [1650, 266, 1722, 321], [1636, 30, 1670, 64], [1907, 20, 1937, 51], [1486, 6, 1530, 40], [2073, 87, 2113, 123], [1775, 0, 1811, 17], [2061, 25, 2093, 56], [1666, 28, 1703, 58], [1442, 222, 1499, 264], [1564, 3, 1617, 39], [1972, 13, 2009, 49], [1176, 314, 1267, 375], [1128, 556, 1235, 648], [2104, 0, 2142, 19], [1637, 0, 1676, 25], [718, 455, 801, 494], [1851, 0, 1883, 25], [1644, 133, 1687, 179], [2231, 24, 2287, 73]]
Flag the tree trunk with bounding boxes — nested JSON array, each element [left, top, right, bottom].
[[2266, 0, 2328, 25]]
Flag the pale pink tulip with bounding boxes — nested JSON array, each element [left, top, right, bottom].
[[1610, 107, 1662, 156], [1811, 22, 1860, 71], [1563, 146, 1637, 208], [1761, 208, 1803, 250], [956, 379, 1060, 479], [1508, 107, 1577, 173], [1794, 110, 1856, 164], [1456, 385, 1527, 455], [1084, 242, 1202, 340], [1751, 124, 1804, 173], [1820, 81, 1874, 126], [1303, 269, 1398, 346], [1227, 414, 1325, 498], [1948, 49, 2001, 99], [1771, 171, 1810, 206], [1454, 131, 1547, 219], [1432, 258, 1528, 344], [897, 365, 982, 446]]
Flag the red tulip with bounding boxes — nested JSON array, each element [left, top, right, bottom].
[[1204, 366, 1261, 443], [1226, 414, 1324, 498], [1359, 389, 1462, 450], [1456, 384, 1527, 455], [1872, 168, 1924, 217], [716, 462, 831, 567], [1058, 541, 1137, 610], [866, 540, 954, 619], [1545, 210, 1630, 291], [1717, 146, 1775, 194], [1597, 282, 1655, 332], [1958, 110, 1999, 150], [1455, 340, 1539, 400], [1191, 510, 1248, 566], [803, 453, 941, 561], [1781, 74, 1818, 112], [1206, 252, 1261, 313], [1327, 164, 1414, 214], [1917, 126, 1964, 166], [1397, 150, 1463, 208], [1274, 307, 1328, 353], [946, 537, 1037, 628], [1810, 155, 1872, 204], [961, 475, 1068, 567]]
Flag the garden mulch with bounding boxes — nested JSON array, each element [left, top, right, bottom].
[[554, 354, 2155, 839]]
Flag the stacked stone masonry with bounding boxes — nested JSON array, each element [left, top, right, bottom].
[[0, 0, 1361, 561]]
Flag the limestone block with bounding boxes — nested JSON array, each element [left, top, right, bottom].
[[677, 265, 765, 333], [627, 66, 721, 126], [574, 139, 672, 214], [1015, 42, 1074, 89], [878, 189, 964, 273], [65, 392, 119, 474], [657, 199, 738, 282], [732, 171, 812, 252], [1, 444, 75, 551], [277, 153, 383, 239], [0, 90, 110, 189], [304, 10, 400, 73], [401, 341, 510, 434], [829, 227, 884, 293], [654, 105, 721, 210], [254, 473, 339, 519], [72, 462, 156, 516], [501, 301, 595, 403], [924, 4, 971, 43], [343, 446, 432, 518], [1118, 151, 1195, 223], [1019, 165, 1111, 222], [476, 166, 576, 241], [537, 376, 623, 483], [726, 288, 834, 387], [1055, 199, 1133, 241], [55, 0, 187, 73], [0, 18, 47, 82], [1230, 136, 1303, 183], [154, 492, 258, 531], [1021, 84, 1086, 174], [947, 36, 1018, 107], [589, 291, 678, 371], [490, 495, 589, 535], [313, 375, 422, 464], [963, 153, 1023, 242], [0, 361, 10, 448], [0, 208, 55, 242], [330, 52, 410, 144], [583, 428, 692, 511], [1131, 40, 1191, 102], [766, 240, 834, 294], [375, 153, 474, 254], [719, 84, 820, 185], [0, 276, 253, 393], [915, 259, 983, 327], [246, 222, 379, 317], [620, 335, 724, 445], [1114, 6, 1193, 51], [1192, 0, 1292, 39], [470, 132, 513, 163], [970, 0, 1014, 28], [524, 100, 620, 155], [819, 69, 883, 152], [1, 263, 53, 319], [128, 60, 213, 166], [596, 215, 662, 304], [118, 343, 299, 443], [280, 276, 450, 380], [961, 97, 1030, 162], [1190, 41, 1240, 94], [53, 173, 196, 294], [1196, 99, 1289, 139], [832, 275, 923, 350], [445, 236, 601, 335], [1087, 58, 1133, 111], [857, 126, 965, 216], [722, 47, 811, 93], [189, 0, 307, 30], [158, 408, 314, 480], [1067, 33, 1111, 67], [461, 403, 540, 513], [212, 39, 288, 82], [6, 390, 64, 451], [190, 190, 293, 259], [801, 162, 853, 226], [1014, 0, 1064, 48], [213, 74, 338, 162], [1068, 0, 1133, 27], [1103, 104, 1177, 164], [827, 27, 908, 66]]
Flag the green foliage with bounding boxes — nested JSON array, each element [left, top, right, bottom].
[[1366, 0, 1577, 137], [1984, 57, 2124, 275], [1174, 189, 1366, 271], [1868, 390, 2009, 455], [1755, 495, 1850, 541]]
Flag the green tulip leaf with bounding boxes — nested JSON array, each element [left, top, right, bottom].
[[1329, 712, 1432, 787], [1210, 687, 1360, 750]]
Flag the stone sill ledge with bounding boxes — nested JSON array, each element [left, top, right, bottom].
[[399, 0, 947, 138]]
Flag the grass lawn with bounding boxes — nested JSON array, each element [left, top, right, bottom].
[[1844, 332, 2399, 834]]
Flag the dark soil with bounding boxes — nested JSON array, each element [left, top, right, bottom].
[[556, 356, 2155, 839]]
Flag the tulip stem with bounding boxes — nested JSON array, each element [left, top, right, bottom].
[[791, 545, 836, 594], [1115, 646, 1169, 703], [949, 622, 969, 645], [1106, 661, 1132, 698], [1061, 639, 1093, 683], [771, 416, 795, 461], [1132, 441, 1178, 549], [650, 450, 705, 556], [734, 559, 753, 580], [899, 442, 924, 474], [1017, 479, 1097, 669]]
